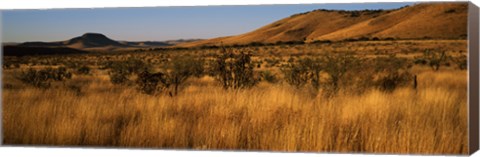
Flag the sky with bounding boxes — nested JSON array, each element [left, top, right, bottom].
[[2, 2, 414, 43]]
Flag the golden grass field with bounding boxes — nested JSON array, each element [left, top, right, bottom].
[[2, 40, 469, 154]]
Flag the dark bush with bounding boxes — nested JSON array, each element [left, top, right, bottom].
[[414, 58, 427, 65], [77, 65, 91, 75], [212, 47, 258, 89], [280, 57, 323, 89], [165, 56, 205, 95], [322, 53, 362, 93], [422, 49, 447, 71], [373, 55, 413, 92], [260, 70, 278, 83], [281, 61, 310, 88], [16, 67, 72, 89], [451, 55, 467, 70], [136, 71, 169, 95], [105, 58, 150, 85]]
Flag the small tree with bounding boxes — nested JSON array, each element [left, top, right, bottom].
[[165, 56, 204, 95], [280, 57, 322, 89], [136, 71, 169, 95], [212, 47, 258, 89], [280, 62, 310, 88], [322, 52, 361, 93], [423, 49, 447, 71]]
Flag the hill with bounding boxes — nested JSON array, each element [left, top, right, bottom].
[[18, 33, 129, 51], [16, 33, 177, 51], [3, 46, 89, 56], [180, 2, 467, 47]]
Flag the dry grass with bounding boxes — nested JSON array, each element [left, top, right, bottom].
[[2, 40, 469, 154], [2, 69, 468, 154]]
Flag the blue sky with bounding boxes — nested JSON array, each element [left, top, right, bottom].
[[2, 2, 414, 42]]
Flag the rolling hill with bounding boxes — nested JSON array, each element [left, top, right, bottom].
[[179, 2, 468, 47]]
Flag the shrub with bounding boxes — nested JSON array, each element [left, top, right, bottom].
[[136, 71, 169, 95], [453, 55, 467, 70], [212, 47, 258, 89], [414, 58, 427, 65], [281, 57, 323, 89], [260, 70, 278, 83], [280, 61, 310, 88], [377, 71, 413, 92], [105, 58, 150, 85], [322, 52, 362, 93], [76, 65, 91, 75], [16, 67, 72, 89], [373, 54, 413, 92], [422, 49, 447, 71], [164, 56, 205, 95], [110, 72, 130, 85]]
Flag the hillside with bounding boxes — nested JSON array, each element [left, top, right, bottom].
[[180, 2, 467, 47]]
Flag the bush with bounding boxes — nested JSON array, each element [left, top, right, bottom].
[[422, 49, 447, 71], [110, 72, 130, 85], [260, 70, 278, 83], [77, 65, 91, 75], [16, 67, 72, 89], [413, 58, 427, 65], [373, 54, 413, 92], [165, 56, 205, 95], [322, 52, 362, 93], [212, 47, 259, 89], [105, 58, 150, 85], [136, 71, 169, 95], [281, 57, 323, 89], [377, 71, 413, 92], [134, 56, 205, 96], [453, 55, 467, 70]]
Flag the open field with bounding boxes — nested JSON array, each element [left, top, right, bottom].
[[2, 40, 468, 154]]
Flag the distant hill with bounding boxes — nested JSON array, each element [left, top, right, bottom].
[[3, 46, 89, 56], [2, 42, 20, 46], [64, 33, 127, 49], [163, 39, 203, 45], [179, 2, 468, 47], [119, 41, 171, 47], [18, 33, 129, 51], [14, 33, 181, 51]]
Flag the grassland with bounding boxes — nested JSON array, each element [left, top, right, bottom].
[[2, 40, 469, 154]]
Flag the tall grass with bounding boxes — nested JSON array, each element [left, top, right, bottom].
[[2, 69, 467, 154]]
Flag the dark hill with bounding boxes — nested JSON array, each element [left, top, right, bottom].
[[3, 46, 89, 56]]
